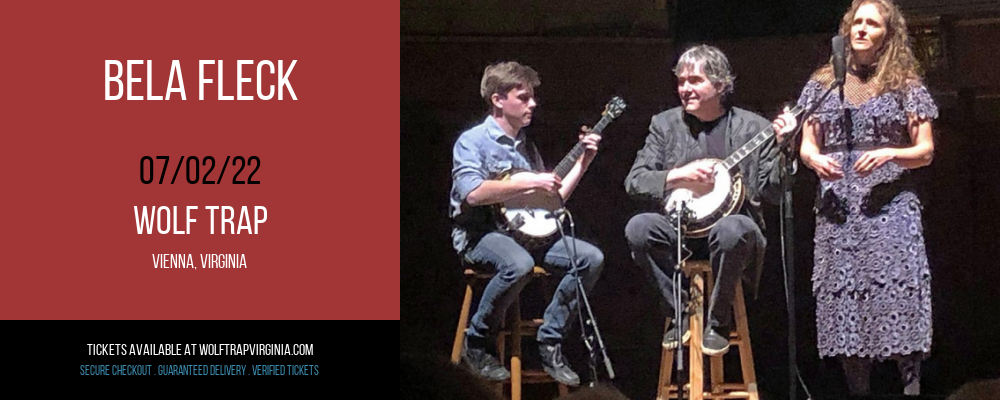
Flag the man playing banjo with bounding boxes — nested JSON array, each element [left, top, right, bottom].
[[625, 45, 796, 355], [450, 61, 605, 386]]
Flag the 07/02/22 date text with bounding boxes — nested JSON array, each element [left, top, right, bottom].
[[140, 156, 259, 184]]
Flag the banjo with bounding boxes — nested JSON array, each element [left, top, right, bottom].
[[665, 105, 804, 238], [496, 96, 626, 249]]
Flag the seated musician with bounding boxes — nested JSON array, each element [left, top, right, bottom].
[[624, 45, 796, 355], [450, 61, 605, 386]]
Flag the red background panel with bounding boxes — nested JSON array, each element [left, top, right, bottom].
[[0, 1, 400, 319]]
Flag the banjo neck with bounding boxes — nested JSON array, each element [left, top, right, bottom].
[[667, 105, 806, 238], [719, 105, 805, 171], [551, 112, 615, 179], [497, 96, 626, 248]]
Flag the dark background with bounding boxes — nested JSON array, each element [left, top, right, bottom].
[[401, 1, 1000, 398], [6, 321, 359, 392]]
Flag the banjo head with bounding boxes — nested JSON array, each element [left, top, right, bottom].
[[496, 170, 561, 246], [664, 160, 744, 238], [501, 171, 563, 211], [688, 163, 733, 218]]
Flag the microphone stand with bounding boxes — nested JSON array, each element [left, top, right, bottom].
[[776, 75, 843, 400], [553, 207, 615, 385], [779, 150, 812, 400], [670, 200, 693, 400]]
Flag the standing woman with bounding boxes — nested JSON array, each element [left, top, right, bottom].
[[797, 0, 937, 396]]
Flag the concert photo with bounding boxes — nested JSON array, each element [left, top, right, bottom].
[[401, 1, 1000, 399]]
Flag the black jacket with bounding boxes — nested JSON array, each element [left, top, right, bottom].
[[624, 106, 786, 296]]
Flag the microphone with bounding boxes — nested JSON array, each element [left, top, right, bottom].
[[547, 208, 570, 221], [832, 34, 850, 138], [832, 35, 847, 86], [668, 200, 695, 226]]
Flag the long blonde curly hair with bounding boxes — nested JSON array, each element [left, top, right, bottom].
[[813, 0, 922, 94]]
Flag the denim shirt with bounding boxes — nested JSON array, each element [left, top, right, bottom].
[[450, 116, 544, 253]]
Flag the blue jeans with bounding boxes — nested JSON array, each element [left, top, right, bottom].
[[463, 232, 604, 345]]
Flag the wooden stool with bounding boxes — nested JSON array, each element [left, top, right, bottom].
[[450, 266, 570, 400], [657, 260, 758, 400]]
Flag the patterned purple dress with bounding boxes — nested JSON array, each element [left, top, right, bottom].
[[797, 75, 938, 359]]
